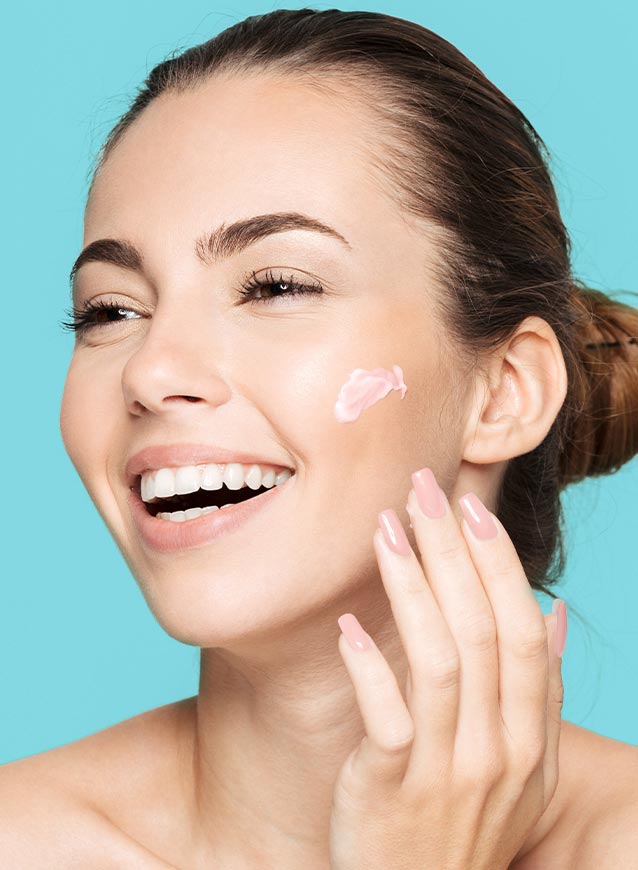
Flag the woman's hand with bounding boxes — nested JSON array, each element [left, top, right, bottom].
[[330, 467, 565, 870]]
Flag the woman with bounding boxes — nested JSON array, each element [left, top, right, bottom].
[[2, 8, 637, 868]]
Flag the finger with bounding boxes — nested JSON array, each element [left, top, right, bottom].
[[372, 521, 460, 760], [337, 612, 415, 792], [457, 495, 548, 752], [405, 472, 500, 749], [543, 600, 565, 805]]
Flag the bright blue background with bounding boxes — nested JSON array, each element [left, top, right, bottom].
[[1, 1, 636, 763]]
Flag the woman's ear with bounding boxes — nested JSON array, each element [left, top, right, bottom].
[[461, 316, 568, 465]]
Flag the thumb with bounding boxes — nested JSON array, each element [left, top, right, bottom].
[[542, 599, 566, 806]]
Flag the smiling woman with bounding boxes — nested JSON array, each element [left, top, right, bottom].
[[2, 7, 638, 870]]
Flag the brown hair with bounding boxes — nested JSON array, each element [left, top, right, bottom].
[[84, 8, 638, 596]]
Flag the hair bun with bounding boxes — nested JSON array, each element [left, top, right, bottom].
[[560, 279, 638, 486], [569, 279, 638, 351]]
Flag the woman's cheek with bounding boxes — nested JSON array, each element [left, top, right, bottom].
[[59, 358, 114, 494], [333, 364, 407, 423]]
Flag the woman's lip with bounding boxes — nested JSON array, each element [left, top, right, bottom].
[[126, 478, 292, 552]]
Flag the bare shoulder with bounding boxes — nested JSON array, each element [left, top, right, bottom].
[[561, 721, 638, 868], [0, 773, 176, 869], [0, 696, 196, 868], [514, 720, 638, 869], [570, 798, 638, 869]]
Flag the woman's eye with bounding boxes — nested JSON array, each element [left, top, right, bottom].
[[59, 301, 143, 335], [237, 269, 325, 305]]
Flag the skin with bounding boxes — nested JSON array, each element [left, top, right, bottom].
[[14, 71, 636, 866]]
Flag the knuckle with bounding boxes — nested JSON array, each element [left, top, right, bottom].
[[457, 612, 497, 651], [518, 737, 546, 774], [550, 677, 565, 709], [489, 557, 518, 582], [486, 759, 507, 786], [548, 706, 563, 730], [424, 649, 461, 688], [457, 748, 505, 788], [399, 573, 428, 599], [380, 727, 416, 755], [513, 621, 548, 659], [437, 537, 466, 565]]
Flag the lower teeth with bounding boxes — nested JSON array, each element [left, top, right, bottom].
[[156, 504, 232, 523]]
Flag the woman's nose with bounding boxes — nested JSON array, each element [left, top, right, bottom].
[[121, 306, 232, 417]]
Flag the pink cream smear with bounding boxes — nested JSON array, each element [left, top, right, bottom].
[[334, 365, 407, 422]]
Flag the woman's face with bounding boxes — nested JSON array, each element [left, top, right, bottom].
[[60, 73, 467, 647]]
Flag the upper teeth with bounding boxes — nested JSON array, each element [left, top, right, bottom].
[[140, 462, 293, 503]]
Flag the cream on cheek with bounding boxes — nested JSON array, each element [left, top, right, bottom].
[[334, 364, 411, 528], [333, 364, 407, 422]]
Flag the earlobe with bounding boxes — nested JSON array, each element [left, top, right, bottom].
[[460, 317, 568, 465]]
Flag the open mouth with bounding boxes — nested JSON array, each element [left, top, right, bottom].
[[141, 483, 273, 517]]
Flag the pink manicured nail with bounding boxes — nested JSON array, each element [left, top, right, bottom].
[[459, 492, 498, 540], [338, 613, 373, 652], [552, 598, 568, 657], [378, 509, 412, 556], [411, 467, 446, 518]]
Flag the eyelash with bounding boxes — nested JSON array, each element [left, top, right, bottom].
[[60, 269, 324, 334]]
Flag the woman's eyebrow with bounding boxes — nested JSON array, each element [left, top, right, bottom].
[[68, 211, 352, 294]]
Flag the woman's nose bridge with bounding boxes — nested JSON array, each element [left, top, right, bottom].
[[139, 291, 230, 360], [121, 297, 232, 410]]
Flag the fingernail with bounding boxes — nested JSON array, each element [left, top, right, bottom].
[[378, 509, 412, 556], [338, 613, 373, 651], [552, 598, 568, 657], [411, 467, 446, 518], [459, 492, 498, 540]]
